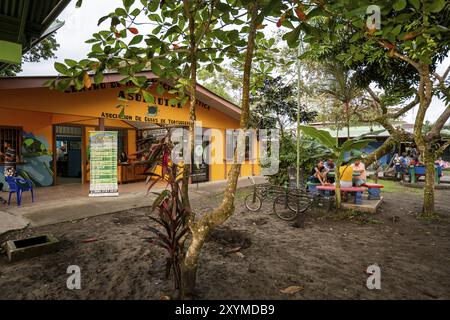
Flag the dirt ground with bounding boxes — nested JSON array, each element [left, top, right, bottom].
[[1, 184, 449, 300]]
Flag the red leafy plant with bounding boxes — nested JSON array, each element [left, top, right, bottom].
[[138, 130, 190, 291]]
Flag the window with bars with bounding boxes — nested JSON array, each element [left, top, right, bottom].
[[0, 126, 22, 163], [225, 130, 254, 161]]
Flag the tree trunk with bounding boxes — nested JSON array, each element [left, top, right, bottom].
[[180, 3, 259, 298], [345, 101, 350, 139], [364, 136, 396, 167], [414, 66, 434, 216], [335, 164, 341, 210], [181, 0, 198, 212], [422, 146, 436, 215]]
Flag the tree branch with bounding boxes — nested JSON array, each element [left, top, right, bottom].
[[366, 87, 386, 114], [388, 94, 419, 118], [426, 107, 450, 142]]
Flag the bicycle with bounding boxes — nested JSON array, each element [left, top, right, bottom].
[[272, 185, 313, 221], [245, 177, 320, 221], [244, 177, 271, 211]]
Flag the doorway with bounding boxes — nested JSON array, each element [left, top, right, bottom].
[[55, 125, 82, 184], [191, 130, 210, 183]]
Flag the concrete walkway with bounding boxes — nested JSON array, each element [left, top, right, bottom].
[[0, 176, 266, 235]]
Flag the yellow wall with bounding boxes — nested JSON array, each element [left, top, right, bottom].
[[0, 107, 53, 153], [0, 82, 239, 130], [0, 82, 261, 184], [127, 130, 137, 155]]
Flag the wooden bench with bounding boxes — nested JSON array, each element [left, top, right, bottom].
[[361, 183, 384, 200], [306, 181, 321, 194], [317, 185, 365, 204]]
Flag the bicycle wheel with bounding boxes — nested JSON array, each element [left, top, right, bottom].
[[287, 193, 311, 212], [245, 194, 262, 212], [273, 194, 309, 221]]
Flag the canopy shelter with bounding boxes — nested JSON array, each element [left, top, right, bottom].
[[0, 0, 70, 71]]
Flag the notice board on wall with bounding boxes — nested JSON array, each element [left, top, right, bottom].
[[89, 131, 118, 197]]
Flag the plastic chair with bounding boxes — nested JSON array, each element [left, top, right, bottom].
[[5, 176, 34, 206], [0, 182, 6, 204]]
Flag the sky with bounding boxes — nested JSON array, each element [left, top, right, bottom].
[[19, 0, 449, 124]]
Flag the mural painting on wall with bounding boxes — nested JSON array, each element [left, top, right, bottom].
[[0, 132, 54, 188], [19, 132, 54, 187]]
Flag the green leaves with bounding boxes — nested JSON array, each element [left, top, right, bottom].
[[340, 139, 374, 153], [54, 62, 68, 75], [129, 35, 143, 46], [64, 59, 78, 68], [152, 60, 162, 76], [426, 0, 447, 13], [143, 90, 155, 103], [147, 0, 159, 12], [393, 0, 407, 11], [283, 25, 301, 48], [408, 0, 420, 11], [123, 0, 135, 11], [299, 126, 337, 150]]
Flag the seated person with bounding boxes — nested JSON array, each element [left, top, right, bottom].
[[324, 159, 335, 171], [338, 161, 353, 188], [0, 182, 5, 204], [399, 152, 408, 172], [411, 157, 422, 166], [308, 160, 327, 185], [324, 158, 335, 183], [351, 159, 366, 186], [119, 151, 129, 164]]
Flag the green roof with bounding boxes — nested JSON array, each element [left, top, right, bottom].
[[315, 125, 392, 138], [0, 0, 70, 70], [314, 124, 450, 140]]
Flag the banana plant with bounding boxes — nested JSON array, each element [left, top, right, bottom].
[[299, 125, 374, 209]]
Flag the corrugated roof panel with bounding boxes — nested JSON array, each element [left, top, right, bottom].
[[0, 0, 70, 72]]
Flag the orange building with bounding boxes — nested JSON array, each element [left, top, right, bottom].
[[0, 72, 260, 187]]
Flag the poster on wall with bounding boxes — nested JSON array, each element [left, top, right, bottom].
[[89, 131, 118, 197]]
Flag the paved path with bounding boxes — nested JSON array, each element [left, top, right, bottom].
[[0, 176, 266, 235]]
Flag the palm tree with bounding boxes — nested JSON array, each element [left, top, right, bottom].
[[318, 61, 364, 139]]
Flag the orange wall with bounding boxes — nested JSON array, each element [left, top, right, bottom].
[[0, 107, 53, 153], [0, 82, 261, 183], [0, 83, 239, 130]]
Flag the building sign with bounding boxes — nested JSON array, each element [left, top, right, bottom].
[[65, 79, 211, 115], [89, 131, 118, 197]]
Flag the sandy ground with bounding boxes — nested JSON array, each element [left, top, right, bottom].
[[0, 185, 449, 300]]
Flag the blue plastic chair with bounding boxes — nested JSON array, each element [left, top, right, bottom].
[[5, 176, 34, 206]]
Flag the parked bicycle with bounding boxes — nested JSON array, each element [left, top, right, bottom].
[[245, 177, 323, 221]]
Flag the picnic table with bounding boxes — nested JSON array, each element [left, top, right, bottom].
[[408, 165, 442, 184], [326, 170, 362, 178], [361, 183, 384, 200], [316, 185, 366, 204]]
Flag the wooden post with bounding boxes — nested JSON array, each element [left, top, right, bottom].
[[99, 118, 105, 131], [410, 165, 416, 183], [52, 125, 57, 186]]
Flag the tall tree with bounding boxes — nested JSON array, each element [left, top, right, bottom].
[[53, 0, 283, 297], [283, 0, 450, 217], [250, 76, 317, 136], [317, 61, 366, 138]]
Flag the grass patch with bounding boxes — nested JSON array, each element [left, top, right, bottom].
[[417, 212, 441, 222], [333, 209, 384, 225], [369, 179, 421, 193]]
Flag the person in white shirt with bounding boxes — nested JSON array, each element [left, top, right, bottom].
[[351, 159, 367, 186]]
